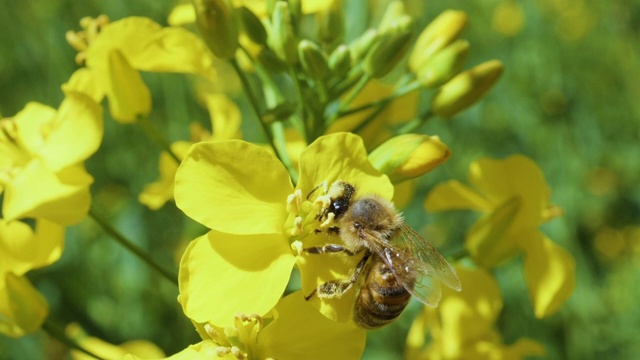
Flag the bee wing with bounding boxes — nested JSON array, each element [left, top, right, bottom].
[[374, 222, 461, 307]]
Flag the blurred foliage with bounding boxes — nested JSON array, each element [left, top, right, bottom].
[[1, 0, 639, 359]]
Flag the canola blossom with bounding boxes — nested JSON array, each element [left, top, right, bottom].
[[174, 132, 392, 327], [425, 155, 575, 317]]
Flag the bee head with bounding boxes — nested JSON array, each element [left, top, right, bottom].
[[328, 181, 356, 219]]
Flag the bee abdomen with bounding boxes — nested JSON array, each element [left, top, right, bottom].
[[354, 259, 412, 329]]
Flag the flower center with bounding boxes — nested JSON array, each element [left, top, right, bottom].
[[65, 15, 110, 65]]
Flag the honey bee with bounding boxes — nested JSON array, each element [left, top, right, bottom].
[[304, 181, 461, 329]]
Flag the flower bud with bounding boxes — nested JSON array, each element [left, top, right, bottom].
[[317, 0, 344, 45], [378, 0, 407, 33], [328, 45, 351, 78], [194, 0, 239, 59], [363, 16, 414, 78], [238, 6, 267, 45], [369, 134, 451, 183], [257, 47, 288, 73], [417, 39, 469, 88], [298, 40, 329, 80], [269, 1, 299, 64], [409, 10, 467, 72], [430, 60, 503, 118], [348, 29, 378, 65]]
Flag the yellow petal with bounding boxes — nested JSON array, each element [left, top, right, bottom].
[[86, 17, 214, 77], [425, 180, 492, 212], [256, 291, 366, 360], [159, 340, 221, 359], [11, 102, 56, 154], [178, 232, 295, 327], [439, 265, 502, 346], [0, 273, 48, 338], [39, 91, 103, 171], [174, 140, 293, 234], [522, 234, 576, 318], [139, 141, 191, 210], [168, 4, 197, 26], [67, 323, 166, 360], [297, 132, 393, 201], [465, 196, 522, 268], [105, 49, 151, 123], [469, 155, 551, 230], [204, 93, 242, 141], [3, 161, 93, 225], [61, 68, 105, 103]]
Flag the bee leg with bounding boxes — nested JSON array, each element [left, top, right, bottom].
[[304, 252, 371, 301], [303, 244, 362, 256]]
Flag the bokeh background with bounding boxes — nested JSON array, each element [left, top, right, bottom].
[[1, 0, 639, 359]]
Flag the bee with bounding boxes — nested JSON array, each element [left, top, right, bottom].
[[304, 181, 461, 329]]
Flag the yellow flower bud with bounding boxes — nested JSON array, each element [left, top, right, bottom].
[[269, 1, 299, 64], [363, 16, 414, 78], [328, 45, 351, 78], [238, 6, 267, 45], [316, 0, 344, 45], [378, 0, 407, 33], [417, 39, 469, 88], [298, 40, 329, 80], [409, 10, 468, 72], [430, 60, 503, 118], [368, 134, 451, 183], [194, 0, 239, 59]]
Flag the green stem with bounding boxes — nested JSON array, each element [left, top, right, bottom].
[[229, 58, 279, 154], [89, 208, 179, 287], [337, 81, 422, 118], [137, 116, 181, 164], [395, 109, 434, 135], [42, 319, 104, 360], [327, 74, 370, 126]]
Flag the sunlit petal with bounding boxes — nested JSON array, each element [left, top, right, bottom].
[[178, 232, 295, 327], [425, 179, 492, 212], [522, 234, 576, 318], [174, 141, 293, 234]]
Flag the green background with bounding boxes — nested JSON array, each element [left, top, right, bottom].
[[1, 0, 639, 359]]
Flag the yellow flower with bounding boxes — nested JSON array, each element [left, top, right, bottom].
[[1, 92, 102, 225], [174, 132, 392, 327], [63, 16, 216, 123], [139, 93, 242, 210], [0, 219, 64, 337], [126, 292, 365, 360], [405, 265, 546, 360], [67, 323, 165, 360], [425, 155, 575, 317]]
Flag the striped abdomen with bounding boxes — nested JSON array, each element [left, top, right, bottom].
[[353, 254, 413, 329]]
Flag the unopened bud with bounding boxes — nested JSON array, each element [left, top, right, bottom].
[[417, 39, 469, 88], [238, 6, 267, 45], [194, 0, 239, 59], [328, 45, 351, 78], [348, 29, 378, 65], [317, 0, 344, 45], [298, 40, 329, 80], [257, 47, 287, 73], [409, 10, 467, 72], [378, 0, 407, 33], [269, 1, 299, 64], [363, 16, 414, 78], [430, 60, 503, 118], [369, 134, 451, 183]]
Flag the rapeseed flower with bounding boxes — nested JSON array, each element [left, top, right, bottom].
[[425, 155, 575, 317], [174, 132, 392, 327], [139, 93, 242, 210], [67, 323, 165, 360], [405, 265, 545, 359], [64, 16, 215, 123], [1, 92, 102, 225], [0, 219, 64, 337]]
